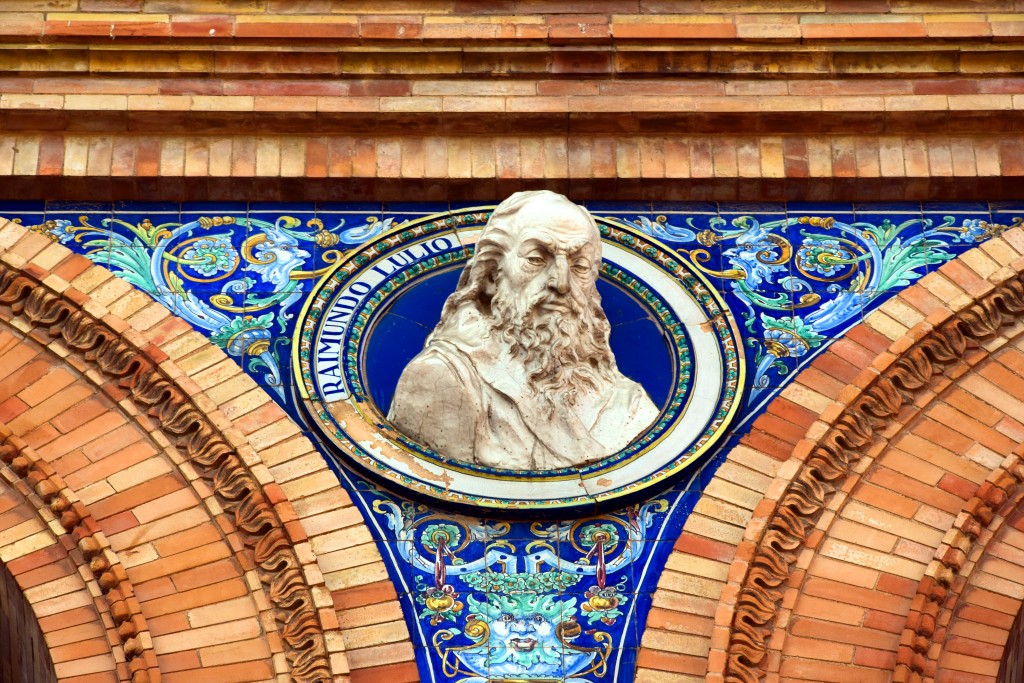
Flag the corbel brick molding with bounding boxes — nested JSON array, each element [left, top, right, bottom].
[[895, 447, 1024, 682], [0, 422, 158, 683]]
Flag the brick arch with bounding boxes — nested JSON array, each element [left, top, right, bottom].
[[933, 497, 1024, 683], [911, 450, 1024, 683], [0, 418, 157, 683], [0, 452, 113, 682], [0, 219, 415, 681], [636, 228, 1024, 683]]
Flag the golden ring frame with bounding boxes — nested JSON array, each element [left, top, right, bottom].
[[292, 206, 746, 514]]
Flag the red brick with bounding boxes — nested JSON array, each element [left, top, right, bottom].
[[15, 558, 76, 590], [751, 412, 806, 445], [350, 661, 420, 683], [238, 20, 358, 40], [741, 428, 796, 461], [170, 14, 233, 38], [876, 573, 918, 599], [359, 20, 422, 40], [37, 606, 98, 635], [635, 648, 707, 675], [854, 645, 898, 669], [937, 472, 977, 500], [169, 558, 239, 592], [135, 137, 161, 177], [5, 544, 66, 577], [305, 137, 328, 178], [45, 17, 170, 38], [333, 580, 399, 611], [802, 22, 926, 40], [162, 661, 274, 683], [673, 533, 736, 563], [145, 578, 248, 617]]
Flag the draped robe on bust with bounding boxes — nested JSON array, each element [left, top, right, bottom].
[[387, 306, 659, 470]]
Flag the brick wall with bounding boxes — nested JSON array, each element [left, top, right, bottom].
[[4, 221, 1024, 682], [3, 3, 1024, 682], [0, 1, 1021, 200]]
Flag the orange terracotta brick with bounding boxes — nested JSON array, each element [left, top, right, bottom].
[[636, 647, 708, 675], [160, 661, 274, 683], [145, 578, 249, 618], [349, 661, 420, 683], [332, 580, 399, 611]]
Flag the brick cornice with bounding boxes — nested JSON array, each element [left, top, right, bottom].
[[3, 110, 1023, 136], [1, 9, 1022, 45], [1, 6, 1021, 201]]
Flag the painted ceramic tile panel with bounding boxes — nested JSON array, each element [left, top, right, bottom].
[[4, 200, 1021, 683]]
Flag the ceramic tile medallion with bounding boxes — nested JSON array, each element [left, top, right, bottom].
[[4, 199, 1022, 683], [294, 203, 743, 514]]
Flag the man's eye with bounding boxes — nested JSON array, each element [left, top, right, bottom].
[[572, 263, 589, 274], [526, 256, 545, 266], [501, 614, 514, 622], [533, 615, 543, 623]]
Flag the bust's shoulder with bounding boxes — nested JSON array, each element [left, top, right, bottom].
[[388, 343, 483, 462], [400, 344, 475, 388]]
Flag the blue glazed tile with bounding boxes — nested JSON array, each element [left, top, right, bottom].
[[924, 208, 996, 267], [113, 201, 180, 217], [411, 646, 436, 682], [247, 209, 319, 296], [651, 201, 718, 215], [923, 201, 990, 214], [0, 200, 45, 213], [246, 201, 314, 215], [585, 200, 653, 214], [383, 201, 448, 214], [10, 198, 1024, 683], [718, 201, 786, 215], [180, 200, 248, 214], [321, 211, 388, 252], [853, 201, 922, 214], [787, 201, 854, 215], [44, 200, 114, 216], [989, 204, 1024, 234], [613, 646, 640, 682], [0, 213, 46, 230], [444, 199, 496, 212], [42, 211, 113, 244], [317, 201, 383, 214]]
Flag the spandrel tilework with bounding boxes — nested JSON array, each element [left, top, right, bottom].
[[5, 200, 1021, 683]]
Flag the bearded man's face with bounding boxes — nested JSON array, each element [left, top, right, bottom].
[[488, 203, 615, 404]]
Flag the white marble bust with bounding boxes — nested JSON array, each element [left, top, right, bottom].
[[388, 191, 659, 470]]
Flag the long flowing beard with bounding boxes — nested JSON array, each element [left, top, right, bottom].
[[491, 285, 616, 408]]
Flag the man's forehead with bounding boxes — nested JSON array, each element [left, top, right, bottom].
[[518, 233, 593, 255], [510, 202, 598, 249]]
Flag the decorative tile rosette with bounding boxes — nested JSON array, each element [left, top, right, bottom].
[[293, 207, 744, 514]]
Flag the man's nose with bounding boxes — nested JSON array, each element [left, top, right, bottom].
[[549, 254, 570, 294]]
